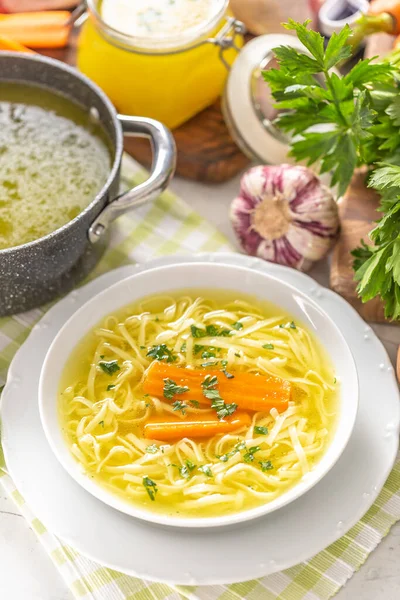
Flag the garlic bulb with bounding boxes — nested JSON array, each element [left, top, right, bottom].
[[230, 165, 339, 272]]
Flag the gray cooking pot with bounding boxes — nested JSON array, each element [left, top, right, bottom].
[[0, 52, 176, 316]]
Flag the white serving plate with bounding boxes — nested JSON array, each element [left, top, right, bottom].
[[39, 261, 358, 528], [1, 254, 399, 585]]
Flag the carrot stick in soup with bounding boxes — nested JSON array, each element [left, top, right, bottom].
[[143, 362, 291, 413], [144, 411, 251, 441], [0, 11, 71, 48]]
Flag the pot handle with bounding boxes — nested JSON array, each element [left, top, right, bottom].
[[88, 115, 176, 244]]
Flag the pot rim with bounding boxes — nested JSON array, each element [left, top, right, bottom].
[[0, 51, 123, 256]]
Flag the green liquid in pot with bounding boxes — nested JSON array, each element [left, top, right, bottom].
[[0, 83, 112, 250]]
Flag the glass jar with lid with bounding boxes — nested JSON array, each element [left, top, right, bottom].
[[77, 0, 244, 129]]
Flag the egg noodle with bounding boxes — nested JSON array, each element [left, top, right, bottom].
[[59, 291, 338, 518]]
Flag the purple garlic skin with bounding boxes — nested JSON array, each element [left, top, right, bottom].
[[230, 164, 340, 272]]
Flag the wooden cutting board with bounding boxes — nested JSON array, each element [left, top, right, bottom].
[[330, 34, 396, 324], [330, 170, 387, 323]]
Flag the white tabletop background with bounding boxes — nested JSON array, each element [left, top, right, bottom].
[[1, 173, 399, 599]]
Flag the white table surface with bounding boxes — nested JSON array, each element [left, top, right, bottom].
[[1, 173, 400, 599]]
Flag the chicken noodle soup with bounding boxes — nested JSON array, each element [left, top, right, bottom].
[[0, 83, 111, 250], [59, 291, 339, 518]]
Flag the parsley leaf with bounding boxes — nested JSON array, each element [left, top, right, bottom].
[[99, 360, 120, 376], [143, 476, 158, 501], [179, 460, 196, 479], [107, 384, 115, 391], [254, 426, 269, 435], [232, 321, 244, 330], [146, 444, 158, 454], [259, 461, 274, 472], [172, 400, 188, 415], [198, 465, 213, 477], [147, 344, 176, 363], [263, 343, 274, 350], [163, 378, 189, 400], [201, 350, 216, 359], [191, 324, 231, 338], [243, 446, 261, 463], [289, 321, 297, 329], [201, 375, 237, 420], [222, 369, 234, 379], [190, 400, 200, 408], [98, 420, 104, 428]]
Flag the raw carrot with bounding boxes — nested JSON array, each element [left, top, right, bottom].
[[368, 0, 400, 34], [369, 0, 400, 25], [144, 411, 251, 441], [0, 34, 34, 53], [0, 12, 71, 49], [143, 362, 291, 413]]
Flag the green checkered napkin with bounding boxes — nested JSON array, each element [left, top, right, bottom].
[[0, 155, 399, 600]]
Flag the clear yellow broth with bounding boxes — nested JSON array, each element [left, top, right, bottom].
[[0, 83, 112, 250], [59, 290, 339, 519]]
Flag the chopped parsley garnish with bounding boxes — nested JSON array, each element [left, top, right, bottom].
[[191, 324, 231, 338], [222, 369, 234, 379], [221, 360, 228, 367], [289, 321, 297, 329], [279, 324, 284, 328], [193, 344, 204, 354], [145, 402, 152, 408], [147, 344, 176, 363], [155, 317, 160, 322], [98, 420, 104, 428], [190, 400, 200, 408], [179, 460, 196, 479], [202, 361, 218, 367], [146, 444, 158, 454], [172, 400, 188, 415], [243, 446, 261, 463], [107, 384, 115, 391], [201, 375, 237, 420], [99, 360, 120, 376], [217, 441, 245, 462], [232, 321, 244, 330], [201, 350, 216, 359], [143, 476, 158, 501], [198, 465, 213, 477], [140, 345, 146, 350], [263, 343, 274, 350], [334, 377, 337, 384], [180, 342, 187, 353], [234, 352, 241, 358], [203, 374, 218, 389], [254, 425, 269, 435], [191, 325, 206, 338], [100, 354, 105, 359], [163, 378, 189, 400], [259, 460, 274, 472], [0, 385, 4, 395]]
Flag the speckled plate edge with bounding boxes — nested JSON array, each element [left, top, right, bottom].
[[1, 253, 399, 586]]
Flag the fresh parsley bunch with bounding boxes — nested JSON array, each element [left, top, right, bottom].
[[264, 20, 400, 318]]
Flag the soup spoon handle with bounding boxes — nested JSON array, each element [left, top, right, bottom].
[[88, 115, 176, 243]]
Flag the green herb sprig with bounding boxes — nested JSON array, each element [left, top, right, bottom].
[[264, 19, 400, 318]]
